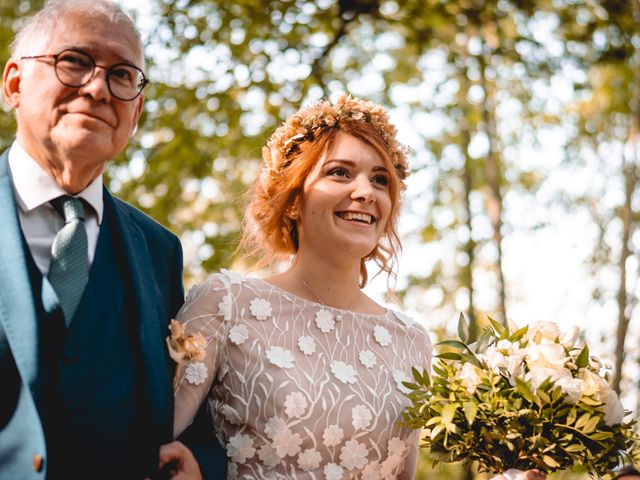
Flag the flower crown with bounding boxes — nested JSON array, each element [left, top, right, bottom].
[[262, 94, 410, 180]]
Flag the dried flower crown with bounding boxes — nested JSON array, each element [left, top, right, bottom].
[[262, 94, 410, 181]]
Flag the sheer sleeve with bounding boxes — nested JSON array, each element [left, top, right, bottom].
[[173, 274, 230, 438]]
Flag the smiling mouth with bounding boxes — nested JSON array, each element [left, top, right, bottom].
[[336, 211, 376, 225]]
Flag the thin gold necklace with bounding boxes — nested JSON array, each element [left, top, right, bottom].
[[300, 277, 360, 320]]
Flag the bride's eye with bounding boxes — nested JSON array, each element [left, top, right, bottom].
[[372, 174, 389, 187], [328, 167, 350, 178]]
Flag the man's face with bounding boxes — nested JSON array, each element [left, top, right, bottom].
[[3, 12, 144, 191]]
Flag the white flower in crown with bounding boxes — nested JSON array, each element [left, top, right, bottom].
[[331, 360, 357, 384], [322, 424, 344, 447], [297, 448, 322, 471], [250, 297, 272, 320], [185, 362, 208, 385], [218, 293, 233, 321], [340, 439, 369, 470], [315, 309, 335, 333], [373, 325, 392, 347], [271, 427, 302, 458], [227, 433, 256, 464], [284, 392, 308, 418], [324, 463, 344, 480], [228, 324, 249, 345], [266, 346, 294, 369], [352, 404, 372, 430], [264, 416, 288, 439], [359, 350, 377, 369], [257, 443, 280, 468], [297, 335, 316, 355], [393, 370, 411, 394]]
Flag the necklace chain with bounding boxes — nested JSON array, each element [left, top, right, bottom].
[[300, 277, 360, 311]]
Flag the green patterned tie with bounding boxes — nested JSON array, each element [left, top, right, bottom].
[[48, 196, 89, 326]]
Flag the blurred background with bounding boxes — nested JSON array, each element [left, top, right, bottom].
[[1, 0, 638, 477]]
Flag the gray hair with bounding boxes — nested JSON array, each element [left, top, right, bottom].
[[10, 0, 144, 68]]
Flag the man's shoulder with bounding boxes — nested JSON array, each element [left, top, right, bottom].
[[110, 195, 178, 241]]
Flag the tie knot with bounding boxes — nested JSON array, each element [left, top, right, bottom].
[[51, 195, 85, 223]]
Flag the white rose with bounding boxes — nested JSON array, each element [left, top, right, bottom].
[[578, 369, 608, 397], [483, 346, 508, 372], [525, 366, 572, 390], [457, 362, 483, 394], [600, 387, 625, 426], [560, 325, 580, 349], [554, 376, 583, 403], [525, 341, 568, 370], [527, 321, 561, 344]]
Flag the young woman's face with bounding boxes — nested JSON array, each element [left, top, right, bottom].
[[295, 132, 392, 261]]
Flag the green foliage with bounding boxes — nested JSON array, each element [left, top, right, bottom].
[[401, 320, 640, 478]]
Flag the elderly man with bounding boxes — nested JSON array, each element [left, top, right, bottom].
[[0, 1, 223, 478]]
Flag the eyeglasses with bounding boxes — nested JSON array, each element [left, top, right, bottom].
[[20, 48, 148, 101]]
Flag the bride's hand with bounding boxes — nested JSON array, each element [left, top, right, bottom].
[[155, 441, 203, 480], [491, 470, 547, 480]]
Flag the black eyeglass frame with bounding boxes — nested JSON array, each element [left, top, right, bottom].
[[20, 48, 149, 101]]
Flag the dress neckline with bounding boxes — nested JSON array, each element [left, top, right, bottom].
[[252, 277, 390, 319]]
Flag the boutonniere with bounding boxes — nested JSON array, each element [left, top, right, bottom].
[[166, 319, 207, 387]]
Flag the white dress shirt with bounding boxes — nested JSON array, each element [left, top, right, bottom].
[[8, 141, 103, 276]]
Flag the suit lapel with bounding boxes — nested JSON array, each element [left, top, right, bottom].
[[104, 190, 171, 438], [0, 150, 40, 397]]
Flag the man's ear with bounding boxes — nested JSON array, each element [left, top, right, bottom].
[[2, 59, 21, 109], [132, 92, 144, 135]]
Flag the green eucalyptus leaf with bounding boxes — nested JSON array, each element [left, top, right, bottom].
[[458, 313, 470, 343], [576, 346, 590, 368]]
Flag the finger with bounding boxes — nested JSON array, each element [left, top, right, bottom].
[[158, 441, 185, 469]]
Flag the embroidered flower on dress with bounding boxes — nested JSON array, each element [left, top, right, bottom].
[[298, 335, 316, 355], [387, 437, 407, 457], [284, 392, 308, 418], [250, 297, 272, 320], [227, 433, 256, 464], [228, 324, 249, 345], [221, 404, 242, 425], [272, 427, 303, 458], [359, 350, 376, 369], [227, 462, 238, 479], [373, 325, 392, 347], [185, 362, 208, 385], [257, 443, 280, 468], [324, 462, 344, 480], [266, 346, 294, 369], [394, 310, 414, 327], [393, 370, 411, 394], [361, 461, 382, 480], [322, 424, 344, 448], [297, 448, 322, 471], [352, 404, 372, 430], [221, 268, 245, 285], [264, 416, 288, 439], [218, 293, 233, 321], [380, 454, 402, 478], [339, 439, 369, 470], [331, 361, 357, 384], [315, 309, 335, 333]]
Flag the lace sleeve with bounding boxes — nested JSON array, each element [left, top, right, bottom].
[[172, 274, 229, 438]]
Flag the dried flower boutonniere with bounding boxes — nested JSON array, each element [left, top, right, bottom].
[[166, 319, 207, 387]]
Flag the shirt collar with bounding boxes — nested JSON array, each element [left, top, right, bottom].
[[8, 141, 104, 224]]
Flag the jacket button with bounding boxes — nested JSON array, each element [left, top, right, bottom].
[[32, 453, 43, 472]]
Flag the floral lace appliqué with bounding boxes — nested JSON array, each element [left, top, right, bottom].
[[185, 362, 208, 385], [257, 443, 280, 468], [266, 346, 294, 369], [352, 404, 372, 430], [339, 439, 369, 470], [359, 350, 376, 369], [284, 392, 308, 418], [324, 462, 344, 480], [393, 370, 411, 394], [315, 309, 335, 333], [322, 424, 344, 447], [297, 448, 322, 471], [227, 433, 256, 464], [374, 325, 392, 347], [250, 297, 273, 320], [298, 335, 316, 355], [331, 360, 357, 384], [229, 324, 249, 345]]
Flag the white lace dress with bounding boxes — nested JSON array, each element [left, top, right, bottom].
[[173, 270, 432, 479]]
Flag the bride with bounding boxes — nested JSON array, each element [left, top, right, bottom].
[[160, 94, 545, 480]]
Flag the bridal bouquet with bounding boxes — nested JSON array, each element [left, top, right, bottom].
[[401, 316, 640, 478]]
